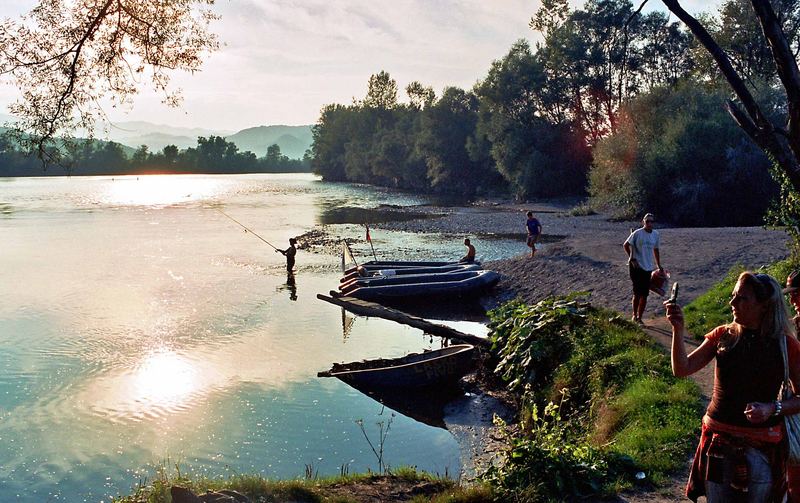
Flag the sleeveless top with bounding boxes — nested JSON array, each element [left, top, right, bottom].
[[706, 326, 784, 428]]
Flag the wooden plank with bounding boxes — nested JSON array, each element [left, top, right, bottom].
[[316, 293, 491, 348]]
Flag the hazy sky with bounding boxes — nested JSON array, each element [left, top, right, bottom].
[[0, 0, 719, 132]]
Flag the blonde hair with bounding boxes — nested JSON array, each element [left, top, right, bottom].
[[719, 272, 795, 351]]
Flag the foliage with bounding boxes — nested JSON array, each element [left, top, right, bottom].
[[588, 81, 778, 225], [484, 399, 635, 501], [766, 162, 800, 253], [486, 297, 702, 500], [474, 41, 592, 200], [0, 0, 219, 165], [683, 259, 798, 337], [0, 135, 309, 177]]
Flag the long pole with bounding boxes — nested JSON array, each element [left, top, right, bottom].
[[366, 223, 377, 261], [215, 208, 280, 251]]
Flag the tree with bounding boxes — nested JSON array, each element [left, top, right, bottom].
[[658, 0, 800, 195], [363, 71, 398, 110], [0, 0, 219, 164], [406, 81, 436, 110]]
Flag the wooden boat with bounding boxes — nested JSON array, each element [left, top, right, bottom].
[[343, 260, 483, 276], [340, 264, 481, 290], [318, 344, 475, 388], [340, 262, 480, 283], [337, 269, 500, 302]]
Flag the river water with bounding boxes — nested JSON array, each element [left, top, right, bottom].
[[0, 173, 518, 501]]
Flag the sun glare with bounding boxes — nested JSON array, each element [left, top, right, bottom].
[[104, 175, 221, 206], [133, 350, 198, 407]]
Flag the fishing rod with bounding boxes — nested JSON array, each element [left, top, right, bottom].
[[215, 208, 280, 251]]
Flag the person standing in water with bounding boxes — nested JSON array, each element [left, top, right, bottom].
[[276, 237, 297, 272]]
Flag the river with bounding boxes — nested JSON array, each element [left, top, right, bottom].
[[0, 173, 521, 501]]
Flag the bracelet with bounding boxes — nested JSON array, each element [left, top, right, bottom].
[[774, 400, 783, 417]]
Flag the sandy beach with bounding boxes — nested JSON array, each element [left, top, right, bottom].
[[376, 199, 791, 317]]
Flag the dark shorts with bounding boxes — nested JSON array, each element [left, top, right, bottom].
[[629, 264, 651, 297], [527, 235, 538, 247]]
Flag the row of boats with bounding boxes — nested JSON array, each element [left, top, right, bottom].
[[334, 260, 500, 303], [319, 259, 501, 390]]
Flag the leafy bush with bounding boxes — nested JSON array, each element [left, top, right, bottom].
[[486, 296, 702, 500], [588, 81, 778, 225]]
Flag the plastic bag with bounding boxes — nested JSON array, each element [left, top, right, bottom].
[[650, 269, 670, 296]]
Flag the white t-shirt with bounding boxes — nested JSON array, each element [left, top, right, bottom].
[[625, 228, 660, 272]]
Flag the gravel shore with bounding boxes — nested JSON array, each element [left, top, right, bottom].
[[378, 199, 791, 317]]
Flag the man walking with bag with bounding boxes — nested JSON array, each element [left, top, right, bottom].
[[623, 213, 663, 324]]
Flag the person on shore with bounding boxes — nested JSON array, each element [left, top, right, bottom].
[[459, 238, 476, 264], [623, 213, 662, 324], [785, 270, 800, 502], [276, 237, 297, 272], [526, 211, 542, 258], [666, 272, 800, 502]]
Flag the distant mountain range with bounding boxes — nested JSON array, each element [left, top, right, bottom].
[[0, 115, 314, 160], [103, 121, 314, 159]]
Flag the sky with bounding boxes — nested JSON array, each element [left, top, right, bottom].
[[0, 0, 720, 132]]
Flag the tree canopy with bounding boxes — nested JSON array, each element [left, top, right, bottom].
[[0, 0, 219, 164]]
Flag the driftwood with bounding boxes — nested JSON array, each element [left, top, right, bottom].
[[316, 293, 490, 348]]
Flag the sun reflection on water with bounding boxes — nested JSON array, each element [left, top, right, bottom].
[[133, 350, 198, 407], [103, 175, 223, 207]]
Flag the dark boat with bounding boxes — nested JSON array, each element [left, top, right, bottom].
[[340, 263, 480, 283], [339, 265, 482, 292], [318, 344, 476, 388], [343, 260, 482, 276], [338, 269, 499, 302]]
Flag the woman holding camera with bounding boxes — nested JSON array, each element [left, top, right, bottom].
[[666, 272, 800, 502]]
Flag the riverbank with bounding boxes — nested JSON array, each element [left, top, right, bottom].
[[371, 198, 790, 315]]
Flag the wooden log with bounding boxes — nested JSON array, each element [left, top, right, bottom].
[[316, 293, 490, 348]]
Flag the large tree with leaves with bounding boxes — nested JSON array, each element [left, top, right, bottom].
[[657, 0, 800, 194], [0, 0, 219, 165]]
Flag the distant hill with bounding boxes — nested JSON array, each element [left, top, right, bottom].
[[117, 132, 198, 151], [226, 125, 313, 159]]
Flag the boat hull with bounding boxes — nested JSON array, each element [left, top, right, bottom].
[[319, 344, 476, 388], [343, 270, 500, 302]]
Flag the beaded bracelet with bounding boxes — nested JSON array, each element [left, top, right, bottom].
[[774, 400, 783, 417]]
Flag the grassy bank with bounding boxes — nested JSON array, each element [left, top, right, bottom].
[[683, 259, 797, 338], [114, 465, 493, 503], [485, 295, 702, 501]]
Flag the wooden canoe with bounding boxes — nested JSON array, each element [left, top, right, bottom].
[[318, 344, 475, 388]]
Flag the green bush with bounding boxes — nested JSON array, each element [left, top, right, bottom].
[[486, 297, 702, 500], [588, 81, 777, 225]]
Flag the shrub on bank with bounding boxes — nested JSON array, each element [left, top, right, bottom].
[[485, 296, 702, 500]]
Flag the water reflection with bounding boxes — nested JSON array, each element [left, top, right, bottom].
[[89, 348, 204, 422], [103, 175, 224, 207]]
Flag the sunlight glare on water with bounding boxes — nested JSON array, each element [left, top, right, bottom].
[[102, 175, 225, 207], [0, 174, 481, 501]]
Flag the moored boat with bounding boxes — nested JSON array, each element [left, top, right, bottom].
[[338, 269, 500, 302], [339, 264, 481, 291], [318, 344, 475, 388], [339, 262, 481, 283]]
